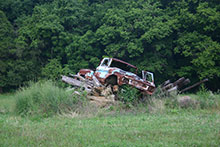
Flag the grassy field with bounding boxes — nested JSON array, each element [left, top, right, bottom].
[[1, 109, 220, 146], [0, 82, 220, 146], [0, 94, 16, 114], [0, 95, 220, 146]]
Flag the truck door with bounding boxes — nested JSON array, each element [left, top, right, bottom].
[[142, 71, 154, 83], [95, 58, 110, 81]]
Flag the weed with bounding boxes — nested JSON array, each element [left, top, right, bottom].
[[148, 98, 166, 113], [117, 85, 140, 104], [15, 80, 87, 117], [196, 90, 219, 109]]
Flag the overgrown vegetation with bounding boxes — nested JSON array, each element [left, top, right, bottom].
[[118, 85, 140, 104], [0, 81, 220, 146], [0, 80, 217, 118], [117, 85, 220, 112], [15, 81, 88, 117]]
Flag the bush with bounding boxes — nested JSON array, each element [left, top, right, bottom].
[[118, 85, 140, 104], [15, 81, 86, 117]]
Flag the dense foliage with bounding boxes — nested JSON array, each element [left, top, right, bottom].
[[0, 0, 219, 92]]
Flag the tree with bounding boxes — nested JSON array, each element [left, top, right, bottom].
[[0, 10, 15, 92], [0, 0, 220, 92], [171, 1, 220, 90]]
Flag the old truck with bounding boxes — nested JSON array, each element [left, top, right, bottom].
[[78, 58, 156, 95], [62, 58, 208, 105]]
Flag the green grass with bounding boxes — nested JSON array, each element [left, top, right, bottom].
[[0, 110, 220, 146], [0, 94, 15, 114], [0, 85, 220, 146], [182, 91, 220, 109], [14, 81, 87, 117]]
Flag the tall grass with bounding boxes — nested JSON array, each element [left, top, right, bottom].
[[121, 86, 220, 113], [13, 80, 220, 117], [195, 90, 220, 109], [15, 81, 86, 117], [152, 89, 220, 111]]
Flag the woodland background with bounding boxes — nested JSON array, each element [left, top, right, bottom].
[[0, 0, 219, 92]]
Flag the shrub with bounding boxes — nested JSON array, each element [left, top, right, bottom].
[[15, 81, 86, 117], [118, 85, 140, 104]]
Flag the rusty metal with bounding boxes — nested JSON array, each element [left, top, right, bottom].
[[77, 58, 156, 95]]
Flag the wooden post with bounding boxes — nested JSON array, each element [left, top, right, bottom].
[[180, 79, 208, 93], [173, 77, 185, 86], [178, 78, 190, 89]]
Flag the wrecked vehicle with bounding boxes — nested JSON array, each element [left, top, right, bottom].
[[62, 58, 206, 106], [78, 58, 156, 95]]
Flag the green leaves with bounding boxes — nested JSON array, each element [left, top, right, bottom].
[[0, 0, 220, 91], [0, 10, 15, 88], [173, 1, 220, 81]]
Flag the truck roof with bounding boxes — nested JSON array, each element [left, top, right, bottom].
[[111, 58, 138, 70]]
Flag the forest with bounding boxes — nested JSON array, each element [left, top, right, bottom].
[[0, 0, 219, 92]]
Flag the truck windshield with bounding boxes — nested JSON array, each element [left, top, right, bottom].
[[110, 60, 136, 73]]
